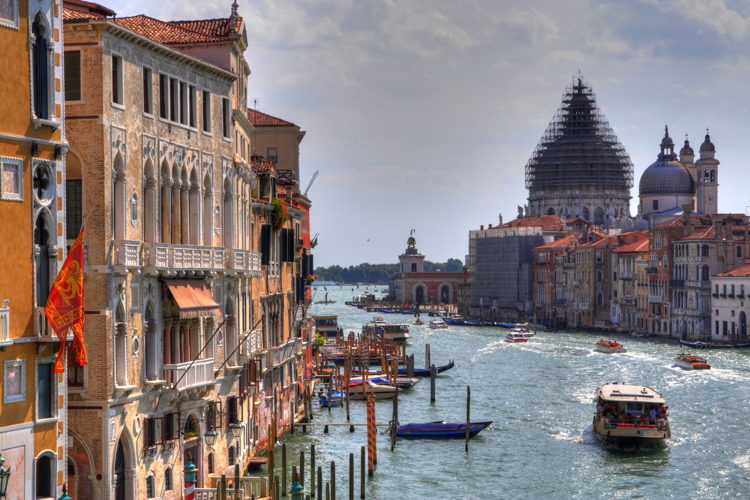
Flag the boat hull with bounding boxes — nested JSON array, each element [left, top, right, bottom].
[[396, 421, 492, 439], [397, 360, 454, 377], [679, 339, 750, 349], [593, 417, 670, 448]]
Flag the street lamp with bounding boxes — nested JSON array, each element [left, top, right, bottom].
[[0, 454, 11, 498], [203, 428, 217, 447], [229, 423, 242, 439]]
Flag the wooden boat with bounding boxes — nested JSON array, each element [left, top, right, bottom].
[[595, 340, 626, 353], [673, 354, 711, 370], [347, 376, 419, 390], [428, 319, 448, 329], [396, 421, 492, 439], [397, 360, 454, 377], [318, 391, 345, 407], [679, 339, 750, 349], [346, 380, 397, 400], [593, 383, 671, 448], [505, 332, 528, 343]]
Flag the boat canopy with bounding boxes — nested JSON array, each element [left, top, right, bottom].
[[597, 383, 666, 404]]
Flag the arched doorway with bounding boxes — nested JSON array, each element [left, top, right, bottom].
[[440, 285, 450, 304], [740, 311, 747, 338], [415, 285, 425, 305], [114, 439, 126, 500]]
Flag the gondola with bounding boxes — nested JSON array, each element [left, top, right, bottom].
[[397, 360, 454, 377], [396, 421, 492, 439], [679, 339, 750, 349]]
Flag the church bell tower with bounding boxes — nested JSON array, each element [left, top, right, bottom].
[[695, 132, 719, 215]]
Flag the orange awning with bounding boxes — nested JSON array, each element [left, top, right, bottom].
[[165, 279, 220, 319]]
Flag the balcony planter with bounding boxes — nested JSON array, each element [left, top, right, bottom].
[[271, 199, 287, 231]]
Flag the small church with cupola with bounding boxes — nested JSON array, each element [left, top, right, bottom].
[[635, 127, 719, 226], [388, 233, 466, 306]]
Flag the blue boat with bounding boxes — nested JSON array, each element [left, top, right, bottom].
[[397, 360, 454, 377], [679, 339, 750, 349], [402, 308, 416, 314], [464, 320, 483, 326], [319, 391, 345, 408], [396, 421, 492, 439], [380, 309, 398, 313]]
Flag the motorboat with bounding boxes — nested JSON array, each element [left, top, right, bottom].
[[592, 382, 671, 448], [347, 376, 419, 390], [319, 391, 345, 408], [362, 319, 411, 342], [595, 340, 627, 354], [679, 339, 750, 349], [346, 380, 397, 400], [673, 354, 711, 370], [396, 421, 493, 440], [510, 327, 534, 338], [428, 319, 448, 329], [505, 332, 529, 343], [414, 317, 424, 326], [313, 315, 342, 343], [397, 360, 455, 377]]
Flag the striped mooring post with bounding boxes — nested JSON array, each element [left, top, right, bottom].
[[184, 458, 198, 500], [366, 393, 376, 474]]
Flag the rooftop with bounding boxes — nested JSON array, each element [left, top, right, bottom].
[[496, 215, 568, 232], [247, 109, 297, 127], [114, 15, 243, 45], [715, 264, 750, 278], [535, 233, 579, 250]]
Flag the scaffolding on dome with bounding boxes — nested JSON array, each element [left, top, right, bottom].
[[524, 77, 634, 192]]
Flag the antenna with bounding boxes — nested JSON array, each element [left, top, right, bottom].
[[303, 170, 319, 196]]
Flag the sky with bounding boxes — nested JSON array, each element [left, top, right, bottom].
[[116, 0, 750, 267]]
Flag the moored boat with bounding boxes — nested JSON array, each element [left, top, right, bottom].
[[362, 318, 411, 342], [346, 380, 397, 400], [347, 376, 419, 390], [319, 391, 345, 407], [595, 339, 627, 353], [679, 339, 750, 349], [673, 354, 711, 370], [593, 382, 671, 448], [505, 332, 528, 343], [396, 421, 492, 439], [397, 360, 455, 377], [428, 319, 448, 329]]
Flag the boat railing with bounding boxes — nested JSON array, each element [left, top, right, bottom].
[[602, 416, 669, 431]]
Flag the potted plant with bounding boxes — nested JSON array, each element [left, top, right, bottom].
[[271, 198, 287, 231]]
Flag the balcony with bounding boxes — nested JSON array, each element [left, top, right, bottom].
[[227, 249, 263, 277], [142, 242, 170, 270], [112, 240, 142, 269], [266, 339, 297, 368], [164, 358, 215, 391], [171, 245, 223, 271], [239, 329, 263, 361], [269, 261, 280, 277], [648, 295, 665, 304], [619, 272, 634, 280], [670, 279, 685, 288], [34, 307, 56, 341]]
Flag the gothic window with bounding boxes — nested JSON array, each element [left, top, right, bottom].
[[203, 173, 212, 245], [35, 452, 56, 498], [32, 15, 52, 120], [144, 302, 158, 380], [189, 169, 200, 245], [34, 211, 54, 307], [582, 207, 589, 221], [223, 177, 233, 248], [160, 161, 171, 243], [180, 169, 189, 244], [171, 166, 181, 244], [145, 476, 154, 498], [130, 193, 138, 226], [143, 160, 156, 242], [113, 154, 125, 240], [165, 468, 173, 491], [114, 300, 128, 386]]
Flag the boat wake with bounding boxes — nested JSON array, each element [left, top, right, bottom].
[[470, 339, 506, 362]]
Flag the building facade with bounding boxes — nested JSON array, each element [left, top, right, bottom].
[[0, 0, 69, 498], [711, 265, 750, 342]]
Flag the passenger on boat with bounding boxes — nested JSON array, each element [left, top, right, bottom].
[[649, 408, 657, 424]]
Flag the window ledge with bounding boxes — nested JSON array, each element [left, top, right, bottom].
[[32, 117, 61, 130], [35, 417, 59, 426], [111, 102, 125, 111], [144, 379, 167, 388]]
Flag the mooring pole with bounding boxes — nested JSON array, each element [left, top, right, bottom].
[[282, 443, 288, 497], [360, 446, 365, 499], [331, 460, 336, 500], [430, 364, 437, 404], [317, 465, 323, 499], [311, 444, 316, 497], [465, 385, 471, 453], [348, 453, 354, 500]]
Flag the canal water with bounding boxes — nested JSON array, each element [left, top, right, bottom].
[[275, 285, 750, 499]]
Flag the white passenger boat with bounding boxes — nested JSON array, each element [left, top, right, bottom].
[[428, 319, 448, 329], [313, 315, 342, 343], [510, 327, 534, 337], [592, 383, 671, 448], [504, 332, 529, 343], [363, 317, 411, 342]]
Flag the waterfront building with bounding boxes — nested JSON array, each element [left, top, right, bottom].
[[532, 233, 578, 328], [61, 2, 313, 498], [710, 265, 750, 342], [611, 233, 649, 332], [670, 214, 750, 340], [469, 216, 571, 320], [0, 0, 69, 497], [247, 109, 306, 190], [389, 235, 465, 306], [525, 77, 633, 227]]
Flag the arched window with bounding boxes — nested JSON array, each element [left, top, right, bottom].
[[35, 452, 56, 498], [223, 178, 234, 248], [596, 270, 602, 283], [113, 153, 125, 240], [164, 467, 173, 491], [415, 286, 425, 305], [180, 169, 189, 244], [228, 445, 235, 466], [114, 300, 128, 386], [203, 173, 213, 245], [32, 15, 51, 119], [189, 169, 200, 245], [144, 302, 158, 380], [160, 161, 171, 243], [702, 244, 709, 257], [440, 285, 451, 304], [171, 166, 182, 244], [34, 211, 53, 307], [145, 476, 155, 499], [225, 299, 237, 366], [546, 207, 555, 216], [582, 207, 590, 221], [594, 207, 604, 226], [143, 160, 156, 242]]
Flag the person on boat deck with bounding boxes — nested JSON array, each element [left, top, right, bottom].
[[649, 407, 657, 424]]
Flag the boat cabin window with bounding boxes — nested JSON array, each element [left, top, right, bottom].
[[626, 402, 644, 415]]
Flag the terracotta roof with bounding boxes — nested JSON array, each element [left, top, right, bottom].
[[62, 0, 114, 20], [113, 15, 241, 45], [652, 214, 711, 229], [614, 239, 649, 253], [535, 233, 578, 250], [251, 157, 276, 175], [497, 216, 567, 232], [715, 264, 750, 278], [247, 109, 297, 127], [680, 226, 716, 240]]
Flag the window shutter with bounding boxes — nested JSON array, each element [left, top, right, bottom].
[[154, 417, 164, 445], [279, 229, 288, 262], [260, 224, 271, 265], [144, 418, 153, 447], [286, 229, 295, 262], [237, 397, 244, 422], [302, 252, 309, 277], [249, 359, 257, 383]]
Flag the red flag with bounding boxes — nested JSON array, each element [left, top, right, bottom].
[[44, 227, 86, 372]]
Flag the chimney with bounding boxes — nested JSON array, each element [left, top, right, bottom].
[[488, 224, 493, 229], [480, 225, 484, 231]]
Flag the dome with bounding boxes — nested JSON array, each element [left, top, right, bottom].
[[679, 139, 694, 156], [639, 159, 694, 196], [660, 126, 674, 148], [700, 133, 715, 153]]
